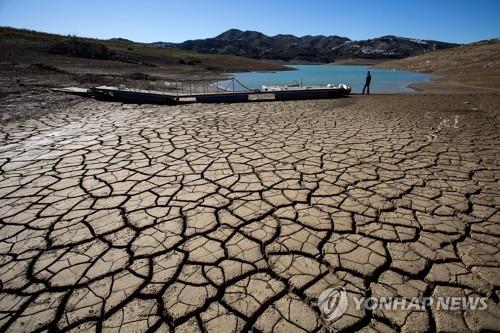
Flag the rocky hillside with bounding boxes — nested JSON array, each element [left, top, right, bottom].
[[155, 29, 458, 62]]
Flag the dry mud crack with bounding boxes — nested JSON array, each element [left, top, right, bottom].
[[0, 95, 499, 332]]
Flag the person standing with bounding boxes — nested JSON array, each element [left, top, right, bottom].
[[362, 70, 371, 95]]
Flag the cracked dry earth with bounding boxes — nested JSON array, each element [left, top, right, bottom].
[[0, 94, 499, 333]]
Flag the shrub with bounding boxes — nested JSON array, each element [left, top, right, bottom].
[[48, 38, 116, 60]]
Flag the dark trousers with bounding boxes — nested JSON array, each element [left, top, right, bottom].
[[362, 83, 370, 95]]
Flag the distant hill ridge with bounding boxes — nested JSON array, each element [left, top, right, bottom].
[[152, 28, 459, 62]]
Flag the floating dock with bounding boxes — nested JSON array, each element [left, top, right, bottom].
[[54, 78, 351, 105]]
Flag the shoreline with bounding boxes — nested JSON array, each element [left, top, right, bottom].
[[405, 76, 500, 94], [376, 40, 500, 94]]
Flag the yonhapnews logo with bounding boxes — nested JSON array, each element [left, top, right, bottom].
[[317, 287, 348, 322], [317, 286, 489, 322]]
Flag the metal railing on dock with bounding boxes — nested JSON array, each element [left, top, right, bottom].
[[116, 77, 255, 98]]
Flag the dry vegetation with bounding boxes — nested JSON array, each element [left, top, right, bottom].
[[0, 26, 285, 80]]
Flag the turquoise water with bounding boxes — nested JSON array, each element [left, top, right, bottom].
[[225, 65, 432, 93]]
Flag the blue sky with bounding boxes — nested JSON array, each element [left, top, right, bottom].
[[0, 0, 499, 43]]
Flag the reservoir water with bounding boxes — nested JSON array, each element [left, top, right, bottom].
[[225, 65, 432, 93]]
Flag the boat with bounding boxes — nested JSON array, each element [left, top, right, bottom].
[[261, 83, 351, 101]]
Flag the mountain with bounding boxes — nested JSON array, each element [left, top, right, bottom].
[[328, 35, 458, 60], [158, 29, 458, 62]]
